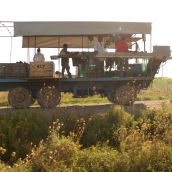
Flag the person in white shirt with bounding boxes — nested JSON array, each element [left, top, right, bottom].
[[94, 36, 105, 53], [33, 48, 45, 62], [93, 36, 105, 74]]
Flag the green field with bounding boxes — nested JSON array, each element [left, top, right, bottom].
[[0, 78, 172, 106], [137, 77, 172, 100]]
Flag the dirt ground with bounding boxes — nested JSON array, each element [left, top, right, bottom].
[[0, 100, 171, 117]]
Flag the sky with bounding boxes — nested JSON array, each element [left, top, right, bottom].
[[0, 0, 172, 77]]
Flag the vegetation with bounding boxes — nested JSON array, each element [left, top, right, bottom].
[[0, 105, 172, 171], [0, 110, 49, 164], [0, 77, 172, 171], [61, 93, 108, 104], [137, 77, 172, 100], [0, 91, 8, 106]]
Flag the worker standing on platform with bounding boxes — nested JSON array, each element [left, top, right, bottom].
[[115, 35, 129, 52], [115, 35, 129, 70], [94, 36, 105, 53], [60, 43, 72, 78]]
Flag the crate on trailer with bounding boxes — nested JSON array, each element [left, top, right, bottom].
[[29, 62, 55, 78], [0, 62, 28, 79]]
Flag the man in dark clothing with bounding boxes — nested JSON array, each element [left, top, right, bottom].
[[60, 44, 72, 78]]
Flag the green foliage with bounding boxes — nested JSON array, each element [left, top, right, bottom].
[[136, 105, 172, 143], [1, 105, 172, 171], [0, 92, 8, 106], [0, 110, 49, 164], [18, 122, 120, 172], [116, 105, 172, 171], [29, 137, 79, 172], [73, 146, 119, 172], [138, 77, 172, 100], [0, 159, 30, 172], [61, 93, 108, 104], [81, 106, 133, 147]]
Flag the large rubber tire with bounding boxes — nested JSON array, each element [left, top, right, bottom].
[[8, 87, 32, 109], [37, 86, 61, 108], [114, 85, 136, 106], [107, 93, 115, 103]]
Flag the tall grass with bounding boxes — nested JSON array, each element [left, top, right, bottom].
[[138, 77, 172, 100], [0, 92, 8, 106]]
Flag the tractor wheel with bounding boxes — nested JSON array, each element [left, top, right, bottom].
[[37, 86, 61, 108], [114, 85, 136, 106], [8, 87, 32, 108], [107, 93, 115, 103]]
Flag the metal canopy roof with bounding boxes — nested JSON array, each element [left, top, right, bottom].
[[14, 22, 152, 48], [14, 21, 152, 36]]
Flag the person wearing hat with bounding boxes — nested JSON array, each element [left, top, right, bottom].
[[33, 48, 45, 62], [60, 43, 72, 78]]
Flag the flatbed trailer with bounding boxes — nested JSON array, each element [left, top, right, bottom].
[[0, 76, 152, 107], [0, 65, 160, 109]]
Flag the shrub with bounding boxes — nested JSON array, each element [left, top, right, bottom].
[[24, 122, 120, 172], [116, 106, 172, 171], [119, 140, 172, 172], [81, 106, 133, 148], [136, 106, 172, 143], [0, 110, 49, 164], [25, 121, 79, 172], [1, 104, 172, 171], [73, 146, 119, 172]]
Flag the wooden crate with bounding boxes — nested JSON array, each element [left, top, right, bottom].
[[0, 63, 28, 79], [29, 62, 55, 78]]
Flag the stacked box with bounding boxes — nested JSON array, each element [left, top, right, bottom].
[[0, 63, 28, 79], [29, 62, 55, 78]]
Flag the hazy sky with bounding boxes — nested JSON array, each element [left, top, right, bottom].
[[0, 0, 172, 77]]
